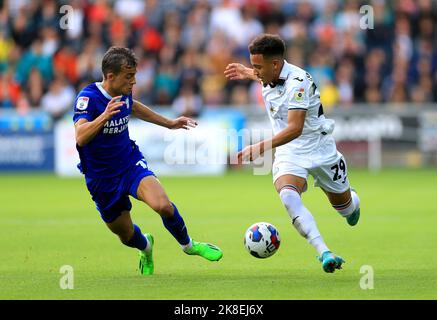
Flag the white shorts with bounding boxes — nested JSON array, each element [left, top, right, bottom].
[[272, 152, 350, 194]]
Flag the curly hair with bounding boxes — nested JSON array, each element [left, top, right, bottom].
[[248, 34, 285, 58]]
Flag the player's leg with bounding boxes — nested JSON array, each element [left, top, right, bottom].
[[314, 154, 361, 226], [274, 173, 332, 257], [105, 210, 151, 250], [134, 175, 222, 261], [322, 188, 361, 226], [102, 202, 154, 275], [105, 210, 136, 243], [136, 175, 190, 245], [273, 160, 344, 273], [86, 172, 154, 275]]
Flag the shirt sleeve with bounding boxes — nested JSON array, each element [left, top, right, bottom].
[[73, 95, 94, 123]]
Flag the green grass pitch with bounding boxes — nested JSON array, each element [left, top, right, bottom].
[[1, 168, 436, 299]]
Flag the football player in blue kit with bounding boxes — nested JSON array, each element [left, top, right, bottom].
[[73, 47, 222, 275]]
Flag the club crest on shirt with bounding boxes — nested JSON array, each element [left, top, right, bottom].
[[76, 97, 89, 110], [125, 98, 130, 109]]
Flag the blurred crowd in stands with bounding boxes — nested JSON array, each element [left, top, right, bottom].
[[0, 0, 436, 121]]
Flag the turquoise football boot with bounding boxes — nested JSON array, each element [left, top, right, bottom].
[[317, 251, 345, 273]]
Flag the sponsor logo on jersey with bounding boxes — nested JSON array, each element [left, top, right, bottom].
[[103, 115, 129, 134]]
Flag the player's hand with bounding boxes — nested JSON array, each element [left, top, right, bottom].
[[170, 117, 198, 130], [103, 96, 125, 121], [224, 63, 253, 81]]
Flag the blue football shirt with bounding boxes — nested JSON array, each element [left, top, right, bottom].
[[73, 82, 143, 178]]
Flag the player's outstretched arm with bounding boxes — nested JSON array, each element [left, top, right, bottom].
[[224, 63, 259, 82], [132, 100, 197, 130], [75, 96, 125, 146]]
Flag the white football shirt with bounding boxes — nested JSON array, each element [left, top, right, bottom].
[[262, 60, 339, 168]]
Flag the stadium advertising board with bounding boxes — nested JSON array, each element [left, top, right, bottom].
[[0, 130, 54, 171]]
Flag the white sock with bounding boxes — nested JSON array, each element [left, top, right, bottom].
[[351, 190, 360, 211], [309, 236, 330, 256], [334, 189, 361, 218], [181, 238, 193, 251], [142, 234, 152, 253], [279, 188, 330, 255]]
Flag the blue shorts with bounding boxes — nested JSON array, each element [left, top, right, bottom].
[[85, 159, 156, 223]]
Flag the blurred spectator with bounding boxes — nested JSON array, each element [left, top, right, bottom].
[[0, 69, 21, 108], [307, 50, 335, 88], [180, 1, 209, 51], [178, 48, 203, 94], [319, 80, 339, 110], [172, 83, 202, 117], [53, 46, 78, 85], [229, 84, 250, 107], [364, 86, 383, 104], [132, 49, 155, 105], [10, 5, 36, 49], [209, 0, 243, 46], [15, 38, 53, 85], [144, 0, 165, 30], [76, 39, 104, 83], [154, 63, 179, 105], [234, 4, 263, 50], [40, 26, 60, 56], [335, 58, 355, 105], [285, 46, 305, 69], [40, 76, 75, 121], [0, 30, 13, 73], [38, 0, 60, 30], [25, 68, 44, 108], [114, 0, 145, 21]]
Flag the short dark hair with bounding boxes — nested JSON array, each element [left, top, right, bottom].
[[102, 47, 138, 78], [248, 34, 285, 58]]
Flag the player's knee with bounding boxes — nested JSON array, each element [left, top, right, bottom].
[[279, 186, 302, 216], [152, 200, 174, 218]]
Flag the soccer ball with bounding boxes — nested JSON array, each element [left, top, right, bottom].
[[244, 222, 281, 258]]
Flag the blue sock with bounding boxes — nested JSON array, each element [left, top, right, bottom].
[[123, 224, 148, 251], [161, 203, 190, 246]]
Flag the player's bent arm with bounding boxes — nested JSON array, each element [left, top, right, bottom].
[[259, 109, 306, 154], [74, 96, 125, 146], [132, 100, 174, 129], [75, 117, 106, 147]]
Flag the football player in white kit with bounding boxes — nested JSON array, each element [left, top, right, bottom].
[[225, 34, 361, 273]]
